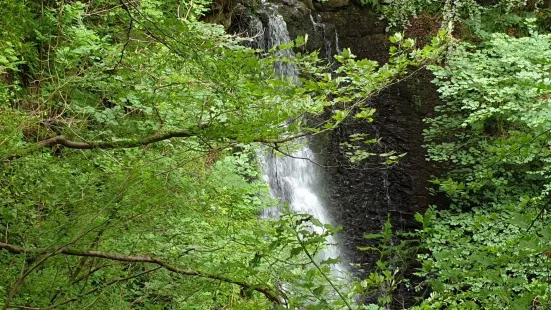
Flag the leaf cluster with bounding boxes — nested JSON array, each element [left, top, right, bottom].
[[419, 31, 551, 308]]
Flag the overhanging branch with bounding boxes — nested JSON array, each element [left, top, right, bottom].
[[3, 130, 197, 161], [0, 242, 282, 304], [38, 131, 196, 149], [2, 128, 313, 162]]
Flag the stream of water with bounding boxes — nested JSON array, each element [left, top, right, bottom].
[[253, 1, 347, 275], [259, 147, 345, 274]]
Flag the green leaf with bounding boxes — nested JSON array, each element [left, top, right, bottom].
[[290, 247, 303, 257], [320, 257, 342, 265], [312, 285, 325, 297], [363, 233, 382, 239], [414, 212, 423, 224]]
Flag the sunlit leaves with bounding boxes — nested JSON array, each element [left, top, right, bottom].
[[421, 32, 551, 308]]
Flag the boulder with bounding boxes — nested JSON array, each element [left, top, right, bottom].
[[313, 0, 349, 11]]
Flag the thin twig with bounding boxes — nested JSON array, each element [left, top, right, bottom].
[[294, 231, 351, 309]]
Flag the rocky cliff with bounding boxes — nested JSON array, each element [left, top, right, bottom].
[[271, 2, 441, 307], [224, 0, 442, 306]]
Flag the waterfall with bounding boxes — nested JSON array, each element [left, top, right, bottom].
[[309, 13, 341, 60], [251, 2, 346, 274], [309, 14, 332, 60], [335, 30, 341, 55], [242, 1, 298, 79], [259, 148, 345, 271], [266, 12, 298, 78]]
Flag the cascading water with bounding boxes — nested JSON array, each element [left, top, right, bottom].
[[265, 11, 298, 79], [309, 14, 332, 60], [335, 30, 341, 55], [243, 1, 298, 79], [250, 1, 346, 274], [308, 12, 341, 60], [259, 147, 345, 273]]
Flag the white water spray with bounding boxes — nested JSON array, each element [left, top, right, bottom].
[[253, 2, 346, 275], [259, 147, 345, 273]]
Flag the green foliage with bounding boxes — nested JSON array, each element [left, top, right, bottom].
[[380, 0, 442, 30], [335, 31, 448, 164], [357, 216, 424, 307], [356, 0, 382, 9], [0, 0, 448, 308], [379, 0, 541, 32], [299, 30, 440, 134], [420, 31, 551, 308]]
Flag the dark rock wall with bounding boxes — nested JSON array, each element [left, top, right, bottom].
[[227, 0, 442, 307], [325, 74, 440, 307], [270, 1, 442, 307]]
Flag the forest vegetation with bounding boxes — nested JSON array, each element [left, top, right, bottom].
[[1, 0, 551, 309]]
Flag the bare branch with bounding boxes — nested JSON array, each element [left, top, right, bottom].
[[0, 242, 281, 304], [3, 130, 196, 161], [2, 127, 313, 162]]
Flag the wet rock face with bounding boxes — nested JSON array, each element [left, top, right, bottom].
[[313, 0, 350, 11], [323, 76, 440, 307], [231, 0, 441, 307], [274, 1, 388, 62], [325, 71, 440, 248], [271, 0, 328, 53], [273, 2, 441, 307]]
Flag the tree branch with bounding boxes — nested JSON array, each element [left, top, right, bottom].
[[3, 130, 196, 161], [2, 128, 313, 162], [39, 132, 196, 149], [0, 242, 281, 304]]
